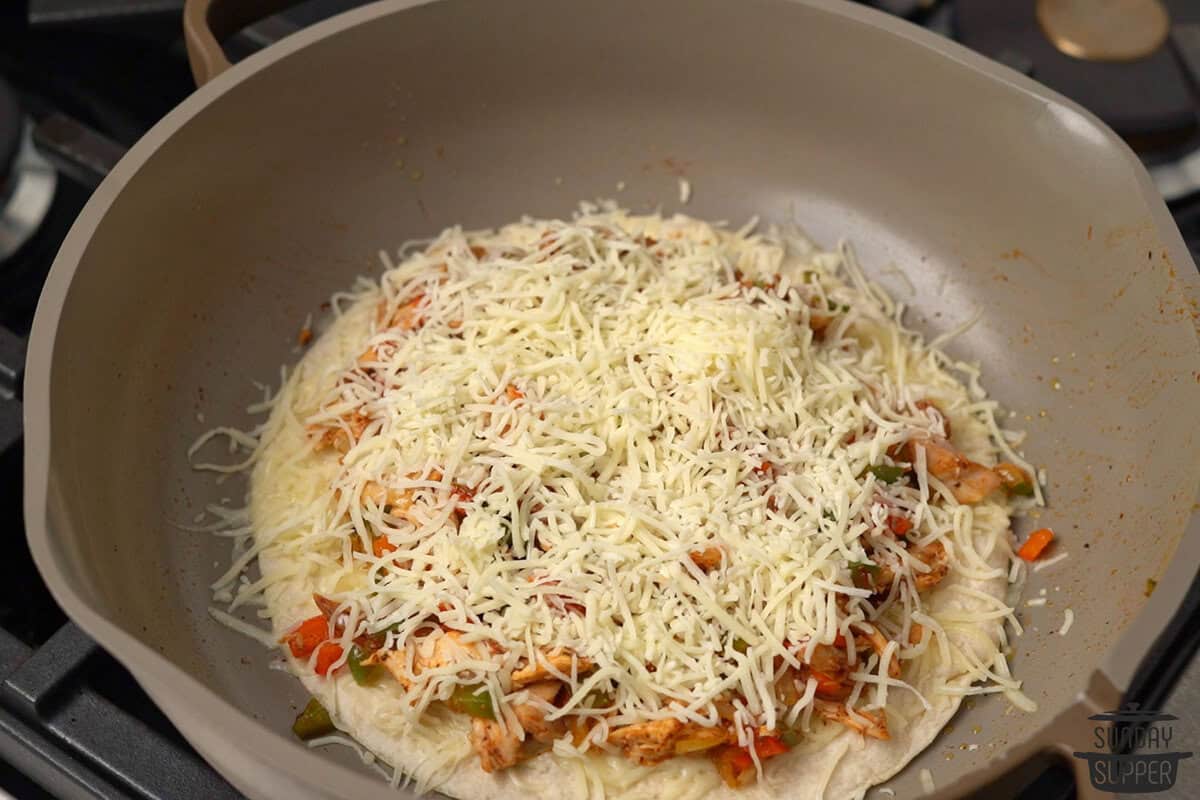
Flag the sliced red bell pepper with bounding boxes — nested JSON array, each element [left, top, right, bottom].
[[810, 669, 846, 699], [711, 732, 792, 788], [754, 735, 789, 758], [313, 642, 344, 676], [372, 536, 398, 557], [282, 615, 329, 659], [712, 744, 756, 787]]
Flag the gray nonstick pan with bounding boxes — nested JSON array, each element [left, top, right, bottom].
[[22, 0, 1200, 797]]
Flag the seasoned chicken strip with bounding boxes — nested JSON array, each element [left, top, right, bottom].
[[374, 631, 481, 691], [308, 411, 371, 453], [470, 718, 523, 773], [467, 681, 564, 772], [512, 680, 565, 741], [359, 482, 416, 518], [907, 438, 1002, 504], [853, 625, 902, 679], [814, 699, 889, 740], [510, 649, 594, 688], [607, 719, 732, 765], [909, 539, 949, 592], [608, 718, 685, 765]]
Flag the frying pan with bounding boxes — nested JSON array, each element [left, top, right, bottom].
[[21, 0, 1200, 798]]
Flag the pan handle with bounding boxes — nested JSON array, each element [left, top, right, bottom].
[[182, 0, 306, 87]]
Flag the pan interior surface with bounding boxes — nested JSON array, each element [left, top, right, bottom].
[[32, 0, 1200, 797]]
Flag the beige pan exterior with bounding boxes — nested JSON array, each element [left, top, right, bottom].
[[22, 0, 1200, 798]]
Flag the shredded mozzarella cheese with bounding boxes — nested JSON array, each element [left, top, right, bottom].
[[194, 207, 1043, 782], [919, 768, 935, 794], [1032, 551, 1070, 572]]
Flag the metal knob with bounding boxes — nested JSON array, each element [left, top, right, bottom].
[[1037, 0, 1170, 62]]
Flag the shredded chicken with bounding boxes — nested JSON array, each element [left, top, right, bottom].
[[814, 699, 889, 740], [374, 631, 480, 691], [909, 539, 949, 591], [509, 682, 562, 739], [608, 719, 731, 765], [468, 681, 565, 772], [803, 643, 853, 701], [907, 438, 1002, 504], [853, 625, 902, 679], [511, 649, 594, 688], [688, 546, 724, 572], [470, 718, 524, 772], [359, 482, 416, 518], [309, 411, 371, 453]]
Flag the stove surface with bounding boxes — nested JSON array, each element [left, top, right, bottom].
[[0, 2, 1197, 799]]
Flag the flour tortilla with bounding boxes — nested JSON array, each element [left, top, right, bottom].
[[250, 280, 1014, 800]]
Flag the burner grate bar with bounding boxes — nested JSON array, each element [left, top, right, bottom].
[[1, 624, 240, 799], [0, 628, 126, 799], [0, 708, 128, 800], [32, 115, 123, 192], [43, 682, 241, 800], [4, 622, 96, 713], [0, 630, 29, 685]]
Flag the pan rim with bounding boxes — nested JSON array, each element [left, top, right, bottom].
[[22, 0, 1200, 797]]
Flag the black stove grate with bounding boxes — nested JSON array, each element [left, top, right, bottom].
[[0, 622, 240, 800], [0, 309, 237, 799]]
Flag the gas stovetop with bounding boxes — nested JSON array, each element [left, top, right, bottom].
[[1, 2, 1197, 799]]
